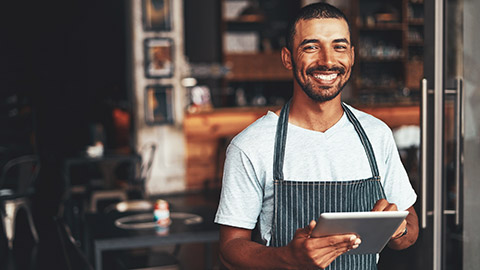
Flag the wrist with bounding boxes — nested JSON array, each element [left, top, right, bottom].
[[393, 226, 408, 240]]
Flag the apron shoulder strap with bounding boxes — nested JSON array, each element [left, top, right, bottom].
[[273, 100, 290, 181], [273, 101, 381, 181], [342, 103, 380, 178]]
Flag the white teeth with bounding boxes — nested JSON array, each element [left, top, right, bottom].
[[313, 74, 338, 81]]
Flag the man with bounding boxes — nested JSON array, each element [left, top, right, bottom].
[[215, 3, 418, 269]]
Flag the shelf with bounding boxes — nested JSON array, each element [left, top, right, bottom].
[[408, 19, 424, 25], [225, 15, 266, 24], [359, 57, 405, 62], [223, 52, 292, 81], [407, 40, 424, 45], [184, 106, 274, 139], [359, 24, 404, 31], [358, 105, 420, 128], [184, 104, 419, 189], [409, 1, 424, 5], [358, 86, 402, 91]]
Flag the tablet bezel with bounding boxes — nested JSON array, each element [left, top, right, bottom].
[[310, 211, 409, 255]]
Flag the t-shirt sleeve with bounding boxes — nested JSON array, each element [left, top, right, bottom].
[[381, 129, 418, 211], [214, 143, 264, 229]]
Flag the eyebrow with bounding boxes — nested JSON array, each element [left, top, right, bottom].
[[333, 38, 350, 44], [299, 38, 350, 46]]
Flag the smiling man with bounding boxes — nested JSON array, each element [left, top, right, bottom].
[[215, 3, 418, 270], [285, 18, 352, 103]]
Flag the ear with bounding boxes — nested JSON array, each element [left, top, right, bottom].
[[281, 47, 293, 70]]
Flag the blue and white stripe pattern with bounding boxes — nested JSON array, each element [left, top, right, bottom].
[[271, 100, 386, 270]]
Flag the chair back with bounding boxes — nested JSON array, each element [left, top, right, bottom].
[[0, 155, 40, 196], [138, 143, 157, 184], [130, 143, 156, 198], [53, 216, 94, 270]]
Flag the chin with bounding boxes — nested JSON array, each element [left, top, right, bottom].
[[303, 86, 342, 103]]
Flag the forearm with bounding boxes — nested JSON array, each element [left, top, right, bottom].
[[220, 238, 296, 270], [388, 208, 419, 250]]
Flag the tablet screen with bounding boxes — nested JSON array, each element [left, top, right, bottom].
[[311, 211, 408, 254]]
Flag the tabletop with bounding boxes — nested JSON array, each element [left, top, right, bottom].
[[84, 192, 220, 269]]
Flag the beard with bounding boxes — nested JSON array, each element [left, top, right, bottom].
[[291, 59, 350, 102]]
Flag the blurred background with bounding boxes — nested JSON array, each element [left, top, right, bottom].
[[0, 0, 479, 269]]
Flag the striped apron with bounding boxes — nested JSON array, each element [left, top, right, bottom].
[[270, 100, 386, 270]]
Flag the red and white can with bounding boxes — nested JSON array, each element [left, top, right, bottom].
[[153, 199, 171, 227]]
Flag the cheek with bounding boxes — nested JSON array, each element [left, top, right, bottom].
[[341, 58, 354, 72]]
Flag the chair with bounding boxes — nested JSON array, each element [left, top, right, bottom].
[[53, 216, 94, 270], [128, 142, 157, 199], [87, 143, 157, 214], [109, 143, 182, 269], [0, 155, 40, 249]]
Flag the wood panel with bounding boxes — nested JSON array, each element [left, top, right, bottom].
[[184, 107, 272, 190], [224, 52, 292, 81], [359, 105, 420, 129], [184, 105, 420, 190]]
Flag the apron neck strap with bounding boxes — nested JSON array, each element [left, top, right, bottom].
[[273, 100, 380, 181], [273, 99, 290, 181], [342, 103, 380, 178]]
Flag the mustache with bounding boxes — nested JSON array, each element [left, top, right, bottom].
[[306, 66, 346, 75]]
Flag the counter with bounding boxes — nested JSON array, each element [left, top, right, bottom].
[[184, 105, 420, 190]]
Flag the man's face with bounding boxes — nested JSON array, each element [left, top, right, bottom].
[[283, 18, 354, 102]]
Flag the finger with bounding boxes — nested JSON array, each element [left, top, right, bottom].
[[309, 220, 317, 230], [371, 199, 389, 211], [314, 245, 350, 268], [311, 234, 360, 250], [294, 220, 318, 239], [321, 238, 360, 256], [312, 237, 362, 268], [383, 203, 399, 211], [294, 227, 309, 238], [299, 220, 316, 238], [304, 220, 316, 237], [392, 220, 407, 238]]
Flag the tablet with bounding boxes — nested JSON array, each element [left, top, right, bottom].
[[311, 211, 408, 255]]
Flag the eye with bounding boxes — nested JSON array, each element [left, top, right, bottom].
[[303, 45, 319, 52], [334, 45, 348, 51]]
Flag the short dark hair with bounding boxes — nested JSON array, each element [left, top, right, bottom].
[[285, 2, 351, 51]]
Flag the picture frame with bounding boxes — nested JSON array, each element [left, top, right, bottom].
[[142, 0, 172, 31], [144, 38, 174, 78], [145, 85, 174, 125]]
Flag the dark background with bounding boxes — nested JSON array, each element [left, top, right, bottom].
[[1, 0, 128, 203], [0, 0, 128, 268]]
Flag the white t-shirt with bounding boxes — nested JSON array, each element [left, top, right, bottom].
[[215, 104, 417, 246]]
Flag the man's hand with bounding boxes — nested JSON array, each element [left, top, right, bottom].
[[371, 199, 419, 250], [219, 224, 359, 270], [287, 220, 360, 269], [371, 199, 406, 239]]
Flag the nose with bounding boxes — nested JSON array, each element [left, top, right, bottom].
[[316, 48, 334, 67]]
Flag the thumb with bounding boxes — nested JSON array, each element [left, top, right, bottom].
[[295, 220, 317, 238], [306, 220, 316, 234]]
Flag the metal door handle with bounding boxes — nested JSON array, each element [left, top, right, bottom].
[[444, 78, 464, 226], [454, 78, 464, 226], [420, 78, 429, 229]]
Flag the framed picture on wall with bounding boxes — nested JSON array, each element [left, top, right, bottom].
[[144, 38, 174, 78], [142, 0, 172, 31], [145, 85, 174, 125]]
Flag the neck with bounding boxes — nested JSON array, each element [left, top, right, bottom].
[[288, 91, 344, 133]]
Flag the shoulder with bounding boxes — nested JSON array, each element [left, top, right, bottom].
[[230, 111, 278, 153], [343, 103, 392, 135], [343, 103, 397, 154]]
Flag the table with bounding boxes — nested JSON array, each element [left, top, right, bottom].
[[63, 153, 141, 195], [84, 193, 220, 270], [63, 153, 142, 244]]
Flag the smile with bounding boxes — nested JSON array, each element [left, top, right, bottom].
[[313, 73, 338, 81]]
